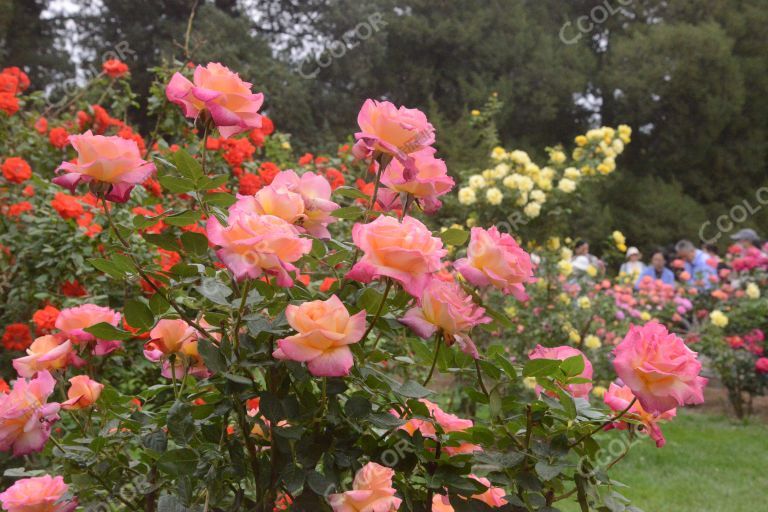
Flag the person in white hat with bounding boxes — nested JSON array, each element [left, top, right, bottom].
[[619, 246, 645, 279]]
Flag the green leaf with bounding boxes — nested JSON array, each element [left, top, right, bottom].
[[195, 278, 232, 305], [157, 448, 197, 476], [88, 257, 130, 279], [157, 495, 190, 512], [159, 175, 195, 194], [181, 232, 209, 255], [167, 401, 195, 445], [204, 192, 236, 207], [334, 186, 369, 200], [144, 233, 181, 251], [124, 300, 154, 331], [173, 149, 204, 182], [84, 322, 133, 341], [523, 358, 562, 378], [344, 396, 372, 419], [560, 355, 586, 377], [197, 338, 227, 373], [164, 210, 202, 227], [306, 471, 335, 495], [368, 412, 405, 429], [440, 228, 469, 246], [396, 380, 433, 398], [331, 206, 365, 220]]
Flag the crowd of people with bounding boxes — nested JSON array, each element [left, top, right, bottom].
[[571, 228, 765, 290]]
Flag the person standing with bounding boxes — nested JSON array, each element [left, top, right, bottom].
[[636, 250, 675, 287], [675, 239, 717, 289], [619, 247, 645, 280]]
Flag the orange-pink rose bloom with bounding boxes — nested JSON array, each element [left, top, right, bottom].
[[454, 226, 535, 301], [62, 375, 104, 410], [603, 382, 676, 448], [400, 279, 490, 359], [353, 99, 435, 162], [613, 321, 707, 413], [0, 371, 60, 456], [273, 295, 366, 377], [328, 462, 402, 512], [55, 304, 123, 356], [0, 475, 76, 512], [347, 215, 446, 298], [166, 62, 264, 138], [206, 210, 312, 285], [12, 335, 73, 378], [53, 131, 155, 203], [380, 147, 454, 214]]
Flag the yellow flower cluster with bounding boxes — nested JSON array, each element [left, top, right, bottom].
[[746, 282, 760, 299], [457, 125, 631, 221], [612, 230, 627, 253], [710, 310, 729, 328]]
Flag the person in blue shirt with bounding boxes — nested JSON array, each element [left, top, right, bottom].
[[635, 250, 675, 288], [675, 239, 717, 289]]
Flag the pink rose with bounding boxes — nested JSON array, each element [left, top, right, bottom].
[[455, 227, 535, 300], [400, 279, 490, 359], [468, 475, 508, 507], [755, 357, 768, 374], [613, 321, 707, 413], [328, 462, 402, 512], [0, 371, 60, 456], [233, 170, 339, 239], [0, 475, 76, 512], [145, 319, 197, 355], [604, 382, 676, 448], [62, 375, 103, 410], [380, 147, 454, 213], [394, 399, 481, 457], [166, 62, 264, 138], [206, 210, 312, 285], [273, 295, 366, 377], [528, 345, 593, 398], [12, 335, 73, 378], [353, 99, 435, 161], [347, 215, 446, 298], [52, 131, 155, 203], [432, 495, 454, 512], [55, 304, 122, 356]]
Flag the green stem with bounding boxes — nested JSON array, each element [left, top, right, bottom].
[[568, 397, 637, 448], [359, 279, 393, 345], [422, 331, 442, 387]]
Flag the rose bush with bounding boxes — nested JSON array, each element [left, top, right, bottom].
[[0, 61, 710, 512]]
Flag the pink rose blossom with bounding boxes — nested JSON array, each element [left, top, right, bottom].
[[328, 462, 402, 512], [166, 62, 264, 138], [206, 210, 312, 285], [145, 319, 197, 356], [0, 371, 60, 456], [400, 279, 490, 359], [52, 131, 155, 203], [613, 321, 707, 413], [353, 99, 435, 162], [454, 227, 535, 300], [756, 357, 768, 374], [233, 170, 339, 238], [273, 295, 366, 377], [13, 335, 73, 378], [528, 345, 593, 398], [604, 383, 676, 448], [0, 475, 76, 512], [380, 147, 454, 214], [467, 475, 508, 507], [393, 399, 481, 457], [62, 375, 103, 410], [54, 304, 122, 355], [347, 215, 446, 298]]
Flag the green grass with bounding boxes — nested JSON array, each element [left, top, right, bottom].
[[561, 411, 767, 512]]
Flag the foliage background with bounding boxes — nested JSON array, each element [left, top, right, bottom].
[[2, 0, 766, 254]]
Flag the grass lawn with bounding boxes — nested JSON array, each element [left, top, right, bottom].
[[561, 411, 767, 512]]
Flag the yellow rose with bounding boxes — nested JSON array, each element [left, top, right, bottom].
[[584, 335, 602, 350]]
